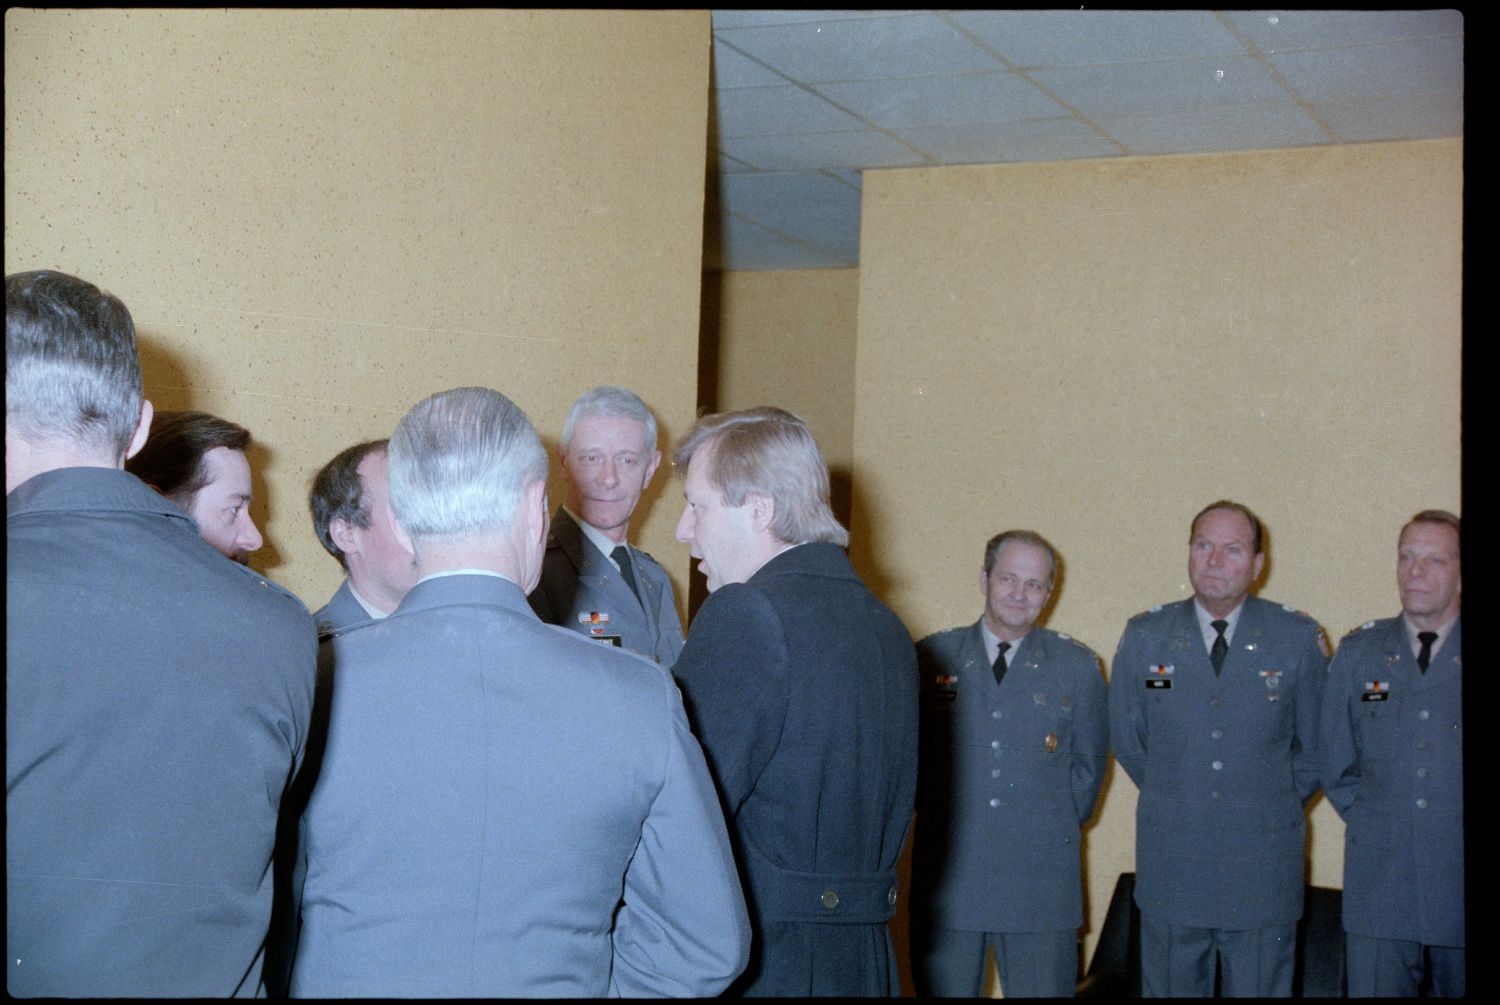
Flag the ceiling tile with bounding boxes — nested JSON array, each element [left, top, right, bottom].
[[1269, 36, 1464, 103], [947, 10, 1246, 67], [712, 10, 924, 32], [1222, 9, 1464, 54], [717, 12, 1001, 83], [1099, 103, 1330, 155], [1033, 56, 1289, 118], [893, 118, 1123, 165], [715, 85, 865, 138], [1314, 94, 1465, 143], [713, 41, 790, 90], [815, 71, 1066, 128], [720, 130, 931, 173]]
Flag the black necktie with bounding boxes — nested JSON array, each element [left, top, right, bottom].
[[1417, 631, 1437, 673], [992, 641, 1011, 687], [611, 545, 641, 604], [1210, 619, 1229, 675]]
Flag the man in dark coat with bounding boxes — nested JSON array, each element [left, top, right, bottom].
[[670, 406, 919, 997]]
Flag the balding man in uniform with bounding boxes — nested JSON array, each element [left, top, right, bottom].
[[1321, 510, 1463, 996], [1109, 500, 1328, 997], [911, 530, 1108, 997]]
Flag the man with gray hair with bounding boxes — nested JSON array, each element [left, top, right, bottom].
[[530, 385, 685, 663], [307, 438, 418, 633], [291, 386, 749, 997], [910, 529, 1108, 997], [670, 406, 919, 996], [6, 270, 315, 996]]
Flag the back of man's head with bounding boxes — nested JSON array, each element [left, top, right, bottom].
[[6, 270, 142, 462], [310, 439, 389, 568], [388, 387, 547, 544], [673, 405, 847, 548], [126, 410, 252, 508]]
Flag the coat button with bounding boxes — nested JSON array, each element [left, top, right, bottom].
[[992, 710, 1002, 719], [1416, 739, 1430, 750], [821, 889, 839, 910], [1211, 760, 1224, 770], [1416, 768, 1427, 778], [1418, 710, 1430, 720], [888, 885, 898, 907], [991, 740, 1001, 749], [991, 768, 1002, 779], [1210, 729, 1223, 739], [989, 798, 1000, 808], [1415, 798, 1429, 810]]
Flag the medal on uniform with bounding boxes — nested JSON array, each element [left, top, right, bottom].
[[1045, 733, 1059, 753], [1146, 663, 1173, 689], [1361, 680, 1390, 702], [1260, 669, 1282, 701]]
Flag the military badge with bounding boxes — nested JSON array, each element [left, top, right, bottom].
[[1361, 680, 1390, 702]]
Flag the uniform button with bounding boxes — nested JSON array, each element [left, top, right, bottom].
[[1418, 710, 1430, 720], [1416, 739, 1430, 750], [989, 798, 1000, 808], [1211, 760, 1224, 770], [991, 769, 1002, 779], [1415, 798, 1428, 810], [1210, 730, 1223, 740], [992, 710, 1002, 720], [1212, 791, 1222, 800], [821, 889, 839, 910], [991, 740, 1001, 749], [1416, 768, 1427, 778], [888, 886, 898, 907]]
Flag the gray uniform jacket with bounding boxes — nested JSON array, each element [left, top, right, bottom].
[[6, 467, 316, 997], [1320, 616, 1463, 947], [529, 507, 686, 664], [671, 543, 920, 997], [1109, 596, 1327, 930], [913, 622, 1109, 933], [313, 578, 370, 636], [291, 573, 750, 997]]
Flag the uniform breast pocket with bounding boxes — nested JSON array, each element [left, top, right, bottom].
[[1357, 698, 1402, 756]]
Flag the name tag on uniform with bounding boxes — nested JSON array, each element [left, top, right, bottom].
[[1146, 664, 1173, 689], [590, 635, 623, 647], [1361, 680, 1390, 702]]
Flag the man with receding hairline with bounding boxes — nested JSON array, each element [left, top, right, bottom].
[[1321, 510, 1463, 996], [1109, 500, 1328, 997], [911, 529, 1108, 997], [670, 406, 918, 997]]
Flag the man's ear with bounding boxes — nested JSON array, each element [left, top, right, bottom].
[[329, 516, 360, 557], [641, 450, 663, 490], [747, 493, 776, 535], [124, 399, 153, 462]]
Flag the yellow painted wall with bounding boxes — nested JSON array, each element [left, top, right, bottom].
[[5, 8, 709, 612], [706, 267, 859, 511], [850, 139, 1462, 980]]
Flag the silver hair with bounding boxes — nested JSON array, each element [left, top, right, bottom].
[[6, 270, 142, 459], [388, 387, 547, 541], [560, 385, 658, 453], [673, 406, 848, 548]]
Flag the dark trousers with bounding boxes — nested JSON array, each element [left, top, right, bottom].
[[1139, 912, 1295, 997], [1346, 933, 1465, 997], [912, 925, 1078, 997]]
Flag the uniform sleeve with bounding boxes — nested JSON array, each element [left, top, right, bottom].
[[1291, 620, 1330, 805], [1108, 622, 1148, 789], [1318, 637, 1359, 819], [609, 680, 752, 996], [669, 585, 791, 814], [1071, 648, 1111, 827]]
